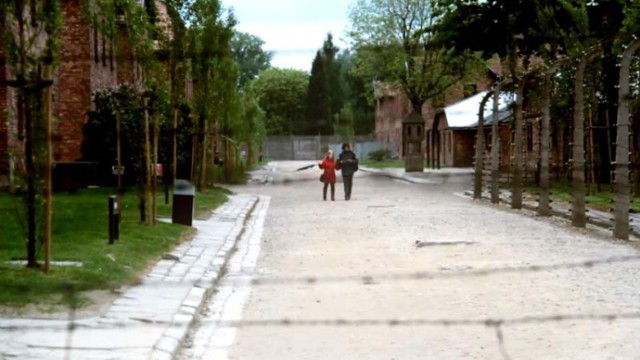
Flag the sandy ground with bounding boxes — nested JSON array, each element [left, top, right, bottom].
[[186, 161, 640, 360]]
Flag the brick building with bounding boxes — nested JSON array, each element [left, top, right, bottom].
[[374, 83, 409, 158], [374, 76, 496, 165], [0, 0, 170, 188], [373, 59, 528, 168]]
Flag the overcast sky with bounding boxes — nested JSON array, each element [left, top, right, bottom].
[[222, 0, 352, 72]]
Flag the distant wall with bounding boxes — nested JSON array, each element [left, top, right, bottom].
[[263, 135, 391, 160]]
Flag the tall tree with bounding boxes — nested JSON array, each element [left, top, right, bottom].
[[306, 50, 330, 135], [337, 50, 375, 135], [0, 0, 62, 270], [188, 0, 236, 190], [348, 0, 468, 114], [306, 33, 342, 135], [237, 88, 266, 166], [248, 68, 309, 135], [165, 0, 190, 186], [92, 0, 168, 224], [231, 31, 272, 89]]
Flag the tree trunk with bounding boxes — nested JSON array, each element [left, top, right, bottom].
[[572, 50, 601, 228], [43, 65, 53, 273], [474, 91, 494, 199], [172, 107, 178, 184], [151, 109, 159, 224], [116, 109, 122, 193], [24, 90, 38, 268], [116, 108, 123, 224], [199, 116, 208, 190], [143, 98, 152, 224], [613, 39, 640, 240]]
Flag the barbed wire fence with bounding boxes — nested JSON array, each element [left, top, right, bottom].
[[4, 254, 640, 359]]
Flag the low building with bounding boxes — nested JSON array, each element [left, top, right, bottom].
[[427, 91, 513, 167]]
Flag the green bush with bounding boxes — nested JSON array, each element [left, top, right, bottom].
[[367, 148, 392, 162]]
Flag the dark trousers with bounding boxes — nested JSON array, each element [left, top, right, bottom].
[[343, 175, 353, 199], [323, 183, 335, 200]]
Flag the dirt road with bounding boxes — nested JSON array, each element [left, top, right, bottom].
[[182, 161, 640, 360]]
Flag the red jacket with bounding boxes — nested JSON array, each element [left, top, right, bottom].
[[319, 158, 337, 183]]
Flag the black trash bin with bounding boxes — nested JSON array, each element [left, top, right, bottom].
[[172, 179, 195, 226]]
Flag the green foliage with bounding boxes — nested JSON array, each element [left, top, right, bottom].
[[1, 1, 64, 267], [333, 102, 355, 143], [185, 0, 241, 188], [305, 33, 343, 135], [338, 50, 375, 134], [348, 0, 469, 112], [618, 1, 640, 46], [248, 68, 309, 135], [237, 89, 267, 165], [92, 0, 159, 74], [306, 51, 331, 134], [231, 31, 272, 89], [367, 148, 393, 162], [435, 0, 592, 69], [83, 85, 175, 185], [1, 1, 63, 70]]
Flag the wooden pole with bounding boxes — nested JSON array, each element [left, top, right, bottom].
[[116, 109, 122, 193], [173, 107, 178, 184], [613, 39, 640, 240], [151, 109, 159, 224], [144, 98, 152, 224], [540, 66, 554, 216], [43, 65, 53, 273], [572, 49, 601, 228], [474, 91, 493, 199]]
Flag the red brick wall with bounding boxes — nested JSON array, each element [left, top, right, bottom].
[[56, 0, 92, 162], [375, 88, 409, 157]]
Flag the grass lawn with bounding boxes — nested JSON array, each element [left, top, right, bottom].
[[524, 183, 640, 212], [360, 159, 406, 169], [0, 185, 229, 309]]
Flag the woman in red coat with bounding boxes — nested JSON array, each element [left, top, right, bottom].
[[318, 150, 337, 201]]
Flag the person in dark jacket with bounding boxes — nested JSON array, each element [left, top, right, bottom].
[[318, 150, 337, 201], [337, 143, 358, 200]]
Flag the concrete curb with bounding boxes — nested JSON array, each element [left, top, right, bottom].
[[360, 166, 472, 185], [149, 194, 260, 360]]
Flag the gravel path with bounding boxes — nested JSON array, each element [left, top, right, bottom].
[[202, 162, 640, 359]]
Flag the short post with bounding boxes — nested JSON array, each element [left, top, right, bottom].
[[108, 195, 120, 244]]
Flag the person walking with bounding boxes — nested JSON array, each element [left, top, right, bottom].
[[318, 150, 337, 201], [337, 143, 358, 200]]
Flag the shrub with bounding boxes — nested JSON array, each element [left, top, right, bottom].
[[368, 148, 392, 162]]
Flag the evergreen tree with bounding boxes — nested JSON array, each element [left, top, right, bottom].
[[305, 33, 343, 135], [306, 51, 331, 134]]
